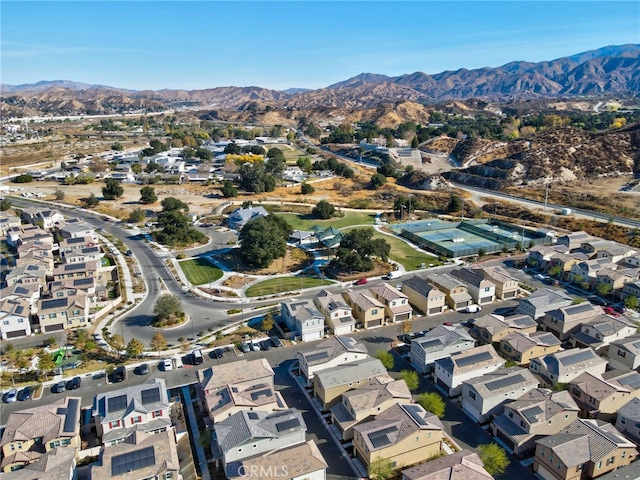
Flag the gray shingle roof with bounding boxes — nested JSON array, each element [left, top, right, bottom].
[[315, 358, 386, 389]]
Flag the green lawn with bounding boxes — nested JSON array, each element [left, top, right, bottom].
[[245, 277, 335, 297], [179, 258, 223, 285], [277, 212, 377, 231]]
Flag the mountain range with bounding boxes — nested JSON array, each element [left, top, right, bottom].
[[1, 44, 639, 116]]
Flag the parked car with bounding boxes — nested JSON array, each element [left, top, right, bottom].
[[603, 306, 621, 317], [465, 304, 482, 313], [52, 381, 66, 394], [534, 273, 547, 281], [251, 343, 261, 351], [113, 366, 126, 383], [614, 305, 627, 314], [161, 359, 173, 371], [260, 339, 273, 351], [17, 386, 33, 402], [354, 278, 368, 285], [240, 343, 251, 353], [269, 336, 283, 348], [66, 377, 81, 390], [588, 295, 608, 307], [192, 349, 204, 365], [3, 388, 18, 404], [138, 363, 150, 375], [211, 349, 224, 359], [443, 321, 454, 327]]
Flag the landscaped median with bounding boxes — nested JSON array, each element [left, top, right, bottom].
[[245, 276, 334, 297], [178, 257, 223, 285]]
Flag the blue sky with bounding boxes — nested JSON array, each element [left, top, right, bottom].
[[2, 1, 638, 91]]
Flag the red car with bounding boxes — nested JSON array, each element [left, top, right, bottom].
[[354, 278, 368, 285], [603, 306, 620, 317]]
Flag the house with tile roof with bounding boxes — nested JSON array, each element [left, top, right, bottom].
[[281, 299, 325, 342], [205, 382, 288, 424], [0, 446, 76, 480], [49, 277, 97, 299], [570, 314, 636, 352], [498, 331, 561, 366], [198, 358, 274, 396], [555, 231, 595, 250], [0, 396, 81, 472], [434, 344, 505, 397], [58, 236, 97, 256], [20, 207, 64, 230], [517, 288, 573, 320], [530, 348, 608, 387], [225, 440, 328, 480], [451, 267, 497, 305], [90, 429, 180, 480], [569, 258, 616, 285], [607, 335, 640, 371], [615, 397, 640, 446], [0, 212, 21, 237], [92, 378, 172, 446], [5, 264, 47, 287], [401, 449, 493, 480], [539, 301, 602, 340], [0, 283, 41, 304], [410, 325, 475, 374], [472, 265, 520, 300], [491, 388, 580, 455], [352, 403, 445, 471], [297, 336, 368, 387], [461, 366, 539, 423], [15, 249, 54, 272], [568, 370, 640, 421], [528, 244, 570, 270], [313, 358, 388, 411], [313, 290, 355, 336], [51, 260, 98, 282], [342, 289, 386, 329], [401, 276, 446, 316], [6, 225, 53, 248], [425, 273, 473, 311], [60, 245, 103, 265], [0, 297, 32, 339], [36, 293, 89, 333], [227, 205, 269, 230], [213, 408, 306, 468], [534, 418, 638, 480], [58, 219, 96, 241], [548, 251, 590, 280], [471, 313, 537, 345], [621, 280, 640, 302], [369, 283, 413, 323], [330, 377, 412, 440]]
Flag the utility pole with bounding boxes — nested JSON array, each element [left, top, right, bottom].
[[544, 182, 549, 211]]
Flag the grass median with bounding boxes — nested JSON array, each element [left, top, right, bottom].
[[245, 276, 334, 297], [179, 258, 223, 285]]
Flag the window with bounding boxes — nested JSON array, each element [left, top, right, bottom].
[[549, 455, 554, 463], [372, 309, 378, 315], [606, 456, 615, 466], [152, 410, 163, 418], [622, 451, 626, 459], [577, 464, 583, 471], [2, 320, 8, 326], [73, 309, 80, 316], [520, 420, 526, 428], [618, 349, 627, 358], [621, 417, 626, 424], [597, 461, 602, 469], [540, 448, 545, 457], [484, 287, 491, 292], [508, 411, 513, 418], [468, 391, 476, 400], [57, 292, 64, 297], [131, 416, 142, 424], [557, 462, 562, 469], [48, 313, 57, 319], [18, 318, 24, 323]]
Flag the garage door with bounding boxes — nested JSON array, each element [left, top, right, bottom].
[[396, 313, 410, 322], [455, 302, 467, 310], [536, 463, 560, 480], [495, 428, 516, 452], [302, 331, 322, 342], [45, 323, 64, 332], [6, 330, 26, 339], [428, 306, 443, 315], [504, 291, 516, 298], [368, 319, 383, 328]]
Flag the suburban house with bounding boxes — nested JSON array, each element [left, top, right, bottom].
[[51, 261, 98, 282], [607, 335, 640, 371], [621, 281, 640, 302], [205, 382, 287, 423], [342, 289, 386, 329], [595, 268, 638, 296], [0, 283, 41, 304], [198, 358, 274, 396], [313, 357, 387, 411], [555, 231, 595, 250], [213, 408, 306, 470], [352, 403, 445, 472], [539, 302, 603, 341], [451, 267, 497, 305], [433, 344, 505, 397], [61, 245, 103, 265], [569, 258, 616, 285], [529, 348, 608, 387], [58, 236, 97, 256], [472, 265, 520, 300], [58, 220, 96, 241], [0, 212, 21, 236], [615, 397, 640, 446], [548, 251, 589, 280], [528, 244, 571, 270], [313, 290, 356, 336], [0, 297, 33, 339], [569, 314, 636, 352], [491, 388, 580, 456], [471, 313, 537, 345], [92, 378, 172, 446], [330, 377, 412, 440], [225, 440, 327, 480], [426, 273, 473, 310], [401, 275, 446, 316], [369, 283, 413, 323], [49, 277, 97, 299], [0, 396, 81, 472], [401, 449, 493, 480], [298, 336, 368, 387], [534, 418, 638, 480], [498, 331, 561, 366], [90, 429, 180, 480], [5, 264, 47, 287], [20, 207, 64, 229], [0, 447, 76, 480], [36, 294, 89, 332], [410, 325, 475, 374], [15, 247, 54, 272], [461, 366, 539, 423], [6, 225, 53, 248], [517, 288, 573, 320], [281, 299, 325, 342], [568, 370, 640, 420], [227, 205, 269, 230]]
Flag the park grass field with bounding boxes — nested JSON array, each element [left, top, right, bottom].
[[277, 211, 377, 231], [179, 258, 223, 285], [245, 277, 334, 297]]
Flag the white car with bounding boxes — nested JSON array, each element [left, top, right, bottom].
[[162, 359, 173, 371], [465, 304, 482, 313]]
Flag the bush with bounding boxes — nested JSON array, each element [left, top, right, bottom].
[[12, 174, 33, 183]]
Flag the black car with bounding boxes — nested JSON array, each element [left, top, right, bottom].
[[52, 381, 66, 394], [66, 377, 81, 390], [113, 366, 126, 383], [211, 349, 224, 359], [17, 386, 33, 401], [260, 339, 273, 351], [138, 363, 150, 375], [614, 305, 627, 314], [588, 295, 608, 307]]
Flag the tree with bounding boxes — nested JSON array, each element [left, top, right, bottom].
[[128, 208, 146, 224], [417, 392, 446, 418], [448, 194, 464, 213], [238, 215, 292, 268], [161, 197, 188, 212], [220, 181, 238, 198], [261, 312, 275, 334], [12, 174, 33, 183], [111, 142, 124, 151], [102, 178, 124, 200], [370, 173, 387, 189], [38, 353, 56, 377], [411, 136, 420, 148], [300, 183, 315, 195], [54, 189, 65, 201], [139, 186, 157, 204], [150, 332, 168, 352], [85, 193, 99, 207], [375, 351, 394, 370], [110, 334, 125, 352], [153, 294, 183, 322], [400, 370, 419, 391], [368, 458, 394, 480], [398, 318, 413, 335], [477, 443, 510, 476], [0, 198, 11, 211], [130, 162, 143, 174], [596, 283, 613, 297], [331, 228, 391, 273], [126, 338, 145, 358], [312, 200, 335, 219]]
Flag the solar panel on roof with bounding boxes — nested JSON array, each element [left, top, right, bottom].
[[521, 405, 544, 423], [63, 399, 79, 433], [601, 429, 626, 445], [74, 278, 93, 286], [403, 404, 428, 425], [247, 412, 259, 420], [65, 263, 86, 271], [107, 394, 128, 413], [15, 306, 24, 314], [368, 426, 397, 448], [140, 388, 161, 406], [455, 351, 493, 368], [250, 389, 272, 401], [568, 303, 595, 314], [111, 446, 155, 476], [275, 418, 301, 432], [41, 298, 68, 310], [559, 350, 595, 366], [485, 374, 525, 391], [305, 351, 330, 363], [618, 374, 640, 390], [14, 286, 28, 294]]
